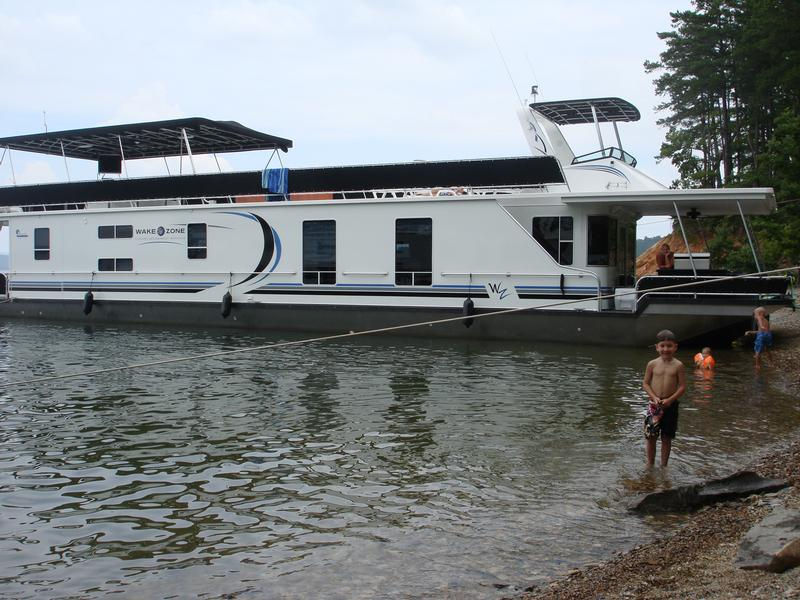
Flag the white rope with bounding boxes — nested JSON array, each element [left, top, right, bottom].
[[1, 266, 796, 389]]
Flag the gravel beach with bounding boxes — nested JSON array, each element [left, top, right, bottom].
[[519, 306, 800, 600]]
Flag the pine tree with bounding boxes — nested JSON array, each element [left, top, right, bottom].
[[647, 0, 800, 269]]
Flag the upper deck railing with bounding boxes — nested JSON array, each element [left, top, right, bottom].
[[0, 183, 561, 214]]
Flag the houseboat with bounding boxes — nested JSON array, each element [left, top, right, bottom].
[[0, 97, 792, 346]]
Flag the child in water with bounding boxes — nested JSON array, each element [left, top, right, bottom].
[[642, 329, 687, 467], [746, 306, 772, 367], [693, 347, 715, 369]]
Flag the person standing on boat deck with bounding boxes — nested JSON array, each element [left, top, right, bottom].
[[655, 243, 675, 271], [746, 306, 772, 367], [642, 329, 686, 467]]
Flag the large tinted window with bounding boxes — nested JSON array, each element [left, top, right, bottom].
[[34, 227, 50, 260], [188, 223, 207, 259], [98, 225, 133, 239], [587, 216, 618, 266], [303, 220, 336, 285], [532, 216, 573, 265], [395, 218, 432, 286]]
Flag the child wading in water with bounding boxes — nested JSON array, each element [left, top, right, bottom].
[[746, 306, 772, 367], [642, 330, 686, 467], [693, 347, 715, 369]]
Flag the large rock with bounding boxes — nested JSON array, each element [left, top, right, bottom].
[[736, 507, 800, 573], [630, 471, 789, 514]]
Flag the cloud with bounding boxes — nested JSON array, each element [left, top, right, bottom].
[[0, 0, 694, 185], [1, 160, 60, 186], [106, 84, 184, 124], [42, 12, 83, 34], [200, 0, 314, 38]]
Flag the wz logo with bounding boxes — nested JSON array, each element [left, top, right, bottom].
[[487, 282, 511, 300]]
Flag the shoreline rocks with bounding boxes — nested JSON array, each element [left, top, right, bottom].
[[630, 471, 790, 514], [736, 507, 800, 573]]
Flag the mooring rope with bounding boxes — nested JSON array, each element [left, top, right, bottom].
[[0, 266, 796, 389]]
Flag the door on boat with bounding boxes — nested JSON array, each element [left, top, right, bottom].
[[0, 219, 7, 298], [616, 220, 636, 287]]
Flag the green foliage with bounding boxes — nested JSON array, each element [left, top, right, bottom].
[[647, 0, 800, 270]]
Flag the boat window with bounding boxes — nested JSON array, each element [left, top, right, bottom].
[[187, 223, 207, 259], [303, 220, 336, 285], [395, 218, 432, 286], [116, 258, 133, 271], [587, 216, 618, 266], [34, 227, 50, 260], [98, 258, 133, 272], [98, 225, 133, 239], [532, 217, 573, 265], [572, 147, 637, 168]]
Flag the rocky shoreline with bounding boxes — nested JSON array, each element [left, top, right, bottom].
[[518, 306, 800, 600]]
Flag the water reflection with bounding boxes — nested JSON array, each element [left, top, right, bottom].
[[693, 367, 715, 404], [0, 321, 798, 599]]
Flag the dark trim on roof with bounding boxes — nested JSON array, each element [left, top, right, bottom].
[[0, 156, 564, 207], [0, 117, 292, 161], [530, 98, 640, 125], [288, 156, 564, 193]]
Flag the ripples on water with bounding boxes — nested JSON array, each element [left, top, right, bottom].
[[0, 321, 797, 599]]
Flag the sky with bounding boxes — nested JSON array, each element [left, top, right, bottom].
[[0, 0, 693, 252]]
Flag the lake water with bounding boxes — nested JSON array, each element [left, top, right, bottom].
[[0, 320, 798, 599]]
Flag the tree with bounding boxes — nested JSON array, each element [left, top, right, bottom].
[[646, 0, 800, 269], [645, 1, 742, 188]]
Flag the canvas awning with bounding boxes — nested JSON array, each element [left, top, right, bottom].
[[561, 188, 776, 216]]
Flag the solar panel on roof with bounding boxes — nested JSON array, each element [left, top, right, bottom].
[[530, 97, 640, 125], [0, 117, 292, 161]]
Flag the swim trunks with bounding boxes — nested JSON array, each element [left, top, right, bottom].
[[754, 331, 773, 354], [644, 414, 661, 439], [659, 401, 679, 439]]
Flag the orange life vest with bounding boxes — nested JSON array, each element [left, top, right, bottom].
[[694, 353, 715, 369]]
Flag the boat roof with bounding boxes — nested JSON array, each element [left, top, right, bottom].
[[530, 98, 640, 125], [0, 117, 293, 161], [561, 188, 776, 216]]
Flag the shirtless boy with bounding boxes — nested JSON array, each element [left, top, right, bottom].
[[642, 329, 687, 467], [746, 306, 772, 367]]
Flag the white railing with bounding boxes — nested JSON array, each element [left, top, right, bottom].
[[0, 184, 561, 213]]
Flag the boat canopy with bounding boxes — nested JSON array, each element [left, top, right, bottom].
[[0, 118, 293, 164], [531, 98, 640, 125], [562, 188, 776, 216]]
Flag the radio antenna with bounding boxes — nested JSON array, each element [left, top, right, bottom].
[[491, 32, 524, 107], [525, 53, 540, 95]]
